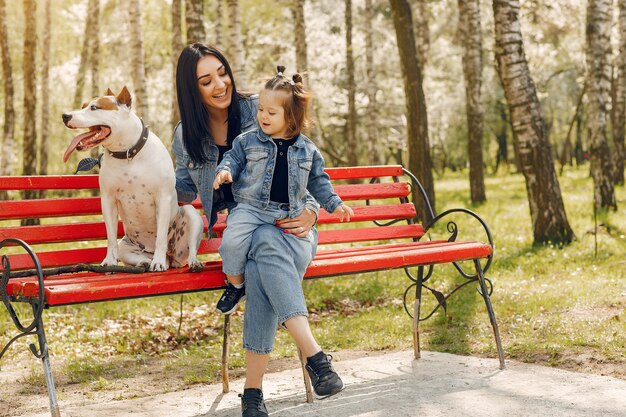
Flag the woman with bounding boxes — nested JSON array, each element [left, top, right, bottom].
[[173, 43, 343, 417]]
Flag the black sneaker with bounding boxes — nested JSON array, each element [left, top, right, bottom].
[[239, 388, 268, 417], [305, 351, 345, 399], [216, 283, 245, 315]]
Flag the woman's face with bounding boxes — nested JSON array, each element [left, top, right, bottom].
[[196, 54, 232, 112]]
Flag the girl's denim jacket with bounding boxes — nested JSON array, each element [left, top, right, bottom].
[[173, 95, 319, 230], [216, 128, 342, 218]]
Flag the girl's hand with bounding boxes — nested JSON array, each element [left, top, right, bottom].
[[213, 171, 232, 189], [332, 204, 354, 222], [277, 208, 317, 237]]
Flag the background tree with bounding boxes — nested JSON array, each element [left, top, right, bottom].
[[493, 0, 574, 244], [292, 0, 308, 82], [345, 0, 358, 168], [458, 0, 486, 203], [585, 0, 617, 210], [73, 0, 99, 109], [22, 0, 38, 226], [413, 0, 429, 74], [227, 0, 246, 89], [390, 0, 435, 222], [364, 0, 380, 165], [171, 0, 183, 128], [614, 0, 626, 185], [185, 0, 205, 43], [39, 0, 51, 177], [0, 0, 15, 194], [129, 0, 148, 122]]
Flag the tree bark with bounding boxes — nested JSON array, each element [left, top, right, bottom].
[[365, 0, 381, 165], [586, 0, 617, 209], [129, 0, 149, 122], [227, 0, 246, 89], [185, 0, 206, 43], [390, 0, 435, 223], [458, 0, 486, 203], [345, 0, 358, 168], [493, 0, 574, 244], [39, 0, 51, 176], [413, 0, 429, 73], [614, 0, 626, 185], [22, 0, 38, 225], [292, 0, 308, 83], [0, 0, 15, 184], [171, 0, 183, 128]]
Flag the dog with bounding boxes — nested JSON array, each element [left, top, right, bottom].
[[62, 86, 204, 272]]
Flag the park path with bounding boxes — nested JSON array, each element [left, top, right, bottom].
[[18, 350, 626, 417]]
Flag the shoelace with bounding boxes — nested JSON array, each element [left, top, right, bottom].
[[239, 393, 263, 410], [310, 354, 334, 378]]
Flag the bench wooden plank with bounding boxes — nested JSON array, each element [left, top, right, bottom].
[[7, 240, 491, 306], [0, 204, 418, 244], [0, 166, 405, 191], [0, 183, 410, 220]]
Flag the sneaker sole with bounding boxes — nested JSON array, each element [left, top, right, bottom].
[[314, 380, 345, 400], [216, 295, 246, 315]]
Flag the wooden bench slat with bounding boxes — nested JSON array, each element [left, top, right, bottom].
[[0, 166, 405, 191], [1, 204, 417, 244], [7, 240, 491, 306], [3, 223, 425, 270], [0, 183, 410, 220]]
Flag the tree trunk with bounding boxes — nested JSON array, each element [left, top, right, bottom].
[[493, 0, 574, 244], [129, 0, 149, 122], [345, 0, 358, 168], [0, 0, 15, 185], [365, 0, 381, 165], [22, 0, 38, 225], [39, 0, 51, 176], [216, 0, 223, 47], [458, 0, 486, 203], [614, 0, 626, 185], [390, 0, 435, 223], [494, 99, 509, 174], [586, 0, 617, 209], [88, 0, 100, 161], [227, 0, 246, 89], [171, 0, 183, 128], [73, 0, 98, 109], [292, 0, 308, 82], [413, 0, 429, 73], [185, 0, 206, 43]]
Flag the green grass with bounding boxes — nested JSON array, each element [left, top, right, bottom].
[[1, 166, 625, 393]]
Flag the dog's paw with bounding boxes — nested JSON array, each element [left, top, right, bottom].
[[188, 260, 205, 273], [101, 257, 118, 267], [149, 261, 168, 272]]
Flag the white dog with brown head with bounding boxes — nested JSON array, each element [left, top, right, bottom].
[[62, 86, 204, 272]]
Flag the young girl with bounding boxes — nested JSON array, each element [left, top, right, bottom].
[[213, 66, 353, 316]]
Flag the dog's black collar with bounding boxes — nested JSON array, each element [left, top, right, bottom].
[[108, 120, 149, 160]]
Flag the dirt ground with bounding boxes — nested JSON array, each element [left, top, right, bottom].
[[1, 348, 624, 417]]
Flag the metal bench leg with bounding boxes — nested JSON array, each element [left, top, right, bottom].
[[221, 315, 231, 393], [473, 259, 506, 369], [31, 304, 61, 417], [412, 266, 424, 360], [297, 348, 314, 403]]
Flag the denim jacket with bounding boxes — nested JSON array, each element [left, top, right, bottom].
[[173, 95, 319, 229], [217, 128, 342, 218]]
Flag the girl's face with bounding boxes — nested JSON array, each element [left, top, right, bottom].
[[258, 90, 289, 138], [196, 55, 232, 112]]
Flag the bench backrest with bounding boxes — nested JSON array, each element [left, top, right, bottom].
[[0, 166, 424, 271]]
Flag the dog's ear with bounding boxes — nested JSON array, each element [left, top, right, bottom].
[[117, 86, 132, 108], [105, 88, 115, 96]]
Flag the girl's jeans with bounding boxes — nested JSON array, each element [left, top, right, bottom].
[[220, 202, 305, 276], [241, 222, 317, 354]]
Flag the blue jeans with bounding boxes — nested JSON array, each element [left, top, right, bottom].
[[219, 203, 293, 276], [242, 224, 318, 354]]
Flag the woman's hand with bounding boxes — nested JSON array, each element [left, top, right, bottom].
[[277, 208, 317, 237]]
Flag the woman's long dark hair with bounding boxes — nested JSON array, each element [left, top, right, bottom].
[[176, 43, 244, 164]]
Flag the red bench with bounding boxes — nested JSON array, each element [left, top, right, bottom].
[[0, 165, 504, 416]]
